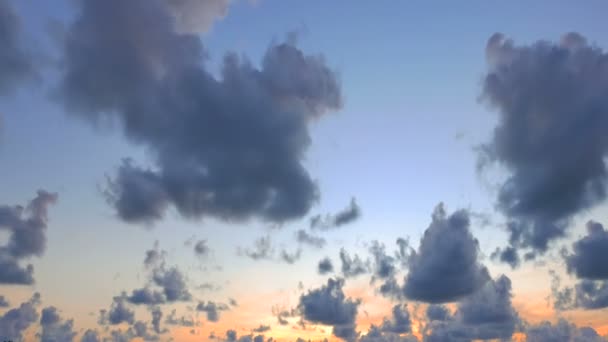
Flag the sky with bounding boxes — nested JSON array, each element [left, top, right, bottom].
[[1, 0, 608, 341]]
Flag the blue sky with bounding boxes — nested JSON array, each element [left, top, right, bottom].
[[2, 1, 608, 341]]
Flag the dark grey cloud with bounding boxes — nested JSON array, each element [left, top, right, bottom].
[[0, 293, 40, 341], [226, 329, 237, 342], [39, 306, 77, 342], [0, 0, 36, 95], [310, 198, 361, 230], [298, 278, 360, 341], [318, 257, 334, 275], [423, 276, 520, 341], [99, 296, 135, 325], [369, 241, 396, 281], [0, 190, 58, 285], [271, 306, 297, 326], [196, 301, 229, 322], [80, 329, 100, 342], [194, 239, 211, 257], [58, 0, 342, 225], [565, 220, 608, 279], [403, 204, 489, 303], [127, 244, 192, 305], [296, 229, 326, 249], [339, 248, 369, 278], [572, 279, 608, 309], [490, 246, 519, 269], [150, 306, 166, 335], [526, 319, 604, 342], [380, 304, 411, 334], [479, 32, 608, 259], [252, 324, 271, 333]]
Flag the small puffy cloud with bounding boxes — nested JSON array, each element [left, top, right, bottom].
[[318, 257, 334, 275], [403, 204, 489, 303], [310, 198, 361, 230], [565, 220, 608, 279], [296, 229, 326, 249], [197, 301, 229, 322], [299, 278, 360, 341], [39, 306, 77, 342], [0, 190, 58, 285], [0, 293, 40, 341], [100, 296, 135, 325], [339, 248, 369, 278]]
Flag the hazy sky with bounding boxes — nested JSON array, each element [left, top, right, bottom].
[[1, 1, 608, 341]]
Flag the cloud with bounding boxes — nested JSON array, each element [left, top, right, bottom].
[[81, 329, 101, 342], [565, 220, 608, 279], [0, 0, 36, 95], [99, 296, 135, 325], [197, 301, 229, 322], [240, 236, 274, 261], [0, 293, 40, 341], [380, 304, 412, 334], [280, 248, 302, 264], [0, 190, 58, 284], [296, 229, 326, 249], [403, 203, 489, 303], [359, 325, 419, 342], [0, 296, 9, 307], [298, 278, 360, 341], [127, 243, 192, 305], [166, 0, 230, 34], [526, 319, 604, 342], [58, 0, 342, 225], [252, 324, 271, 333], [479, 32, 608, 259], [194, 239, 211, 257], [423, 275, 520, 341], [339, 248, 369, 278], [573, 280, 608, 309], [318, 257, 334, 275], [39, 306, 77, 342], [310, 198, 361, 230], [165, 309, 197, 327], [369, 241, 396, 281]]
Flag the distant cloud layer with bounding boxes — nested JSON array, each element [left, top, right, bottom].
[[58, 0, 342, 225], [480, 32, 608, 262], [0, 190, 58, 285]]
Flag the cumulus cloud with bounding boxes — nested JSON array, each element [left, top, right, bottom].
[[380, 304, 412, 334], [58, 0, 342, 225], [0, 190, 58, 284], [193, 239, 211, 257], [0, 0, 36, 95], [165, 309, 197, 327], [339, 248, 369, 278], [240, 236, 274, 261], [0, 293, 40, 341], [39, 306, 77, 342], [81, 329, 101, 342], [565, 220, 608, 279], [318, 257, 334, 275], [299, 278, 360, 341], [127, 243, 192, 305], [310, 198, 361, 230], [197, 301, 229, 322], [479, 32, 608, 260], [403, 204, 489, 303], [99, 296, 135, 325], [296, 229, 326, 249]]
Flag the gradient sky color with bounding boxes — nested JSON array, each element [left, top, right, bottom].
[[2, 1, 608, 341]]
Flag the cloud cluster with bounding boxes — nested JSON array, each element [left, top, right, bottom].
[[0, 293, 40, 341], [197, 301, 229, 322], [58, 0, 342, 225], [403, 204, 489, 303], [39, 306, 77, 342], [0, 190, 58, 284], [299, 278, 360, 341], [480, 32, 608, 261]]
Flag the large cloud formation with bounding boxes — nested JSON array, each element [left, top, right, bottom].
[[0, 0, 36, 95], [0, 190, 58, 285], [298, 278, 360, 341], [58, 0, 342, 225], [480, 32, 608, 262], [403, 204, 489, 303]]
